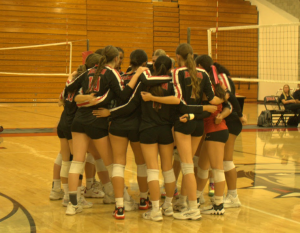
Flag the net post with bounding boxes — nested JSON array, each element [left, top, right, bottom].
[[187, 27, 191, 44], [87, 39, 90, 51], [69, 42, 72, 75], [207, 29, 212, 58]]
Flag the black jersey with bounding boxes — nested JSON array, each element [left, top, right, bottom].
[[218, 73, 242, 118], [57, 88, 78, 131], [110, 78, 175, 132], [65, 65, 133, 128], [109, 71, 142, 131], [293, 89, 300, 100]]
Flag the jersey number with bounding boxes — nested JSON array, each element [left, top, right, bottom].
[[88, 76, 100, 92]]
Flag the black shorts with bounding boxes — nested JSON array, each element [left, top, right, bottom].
[[140, 125, 173, 145], [57, 127, 72, 140], [174, 120, 204, 137], [205, 129, 229, 143], [109, 128, 139, 142], [226, 119, 242, 136], [71, 121, 108, 140]]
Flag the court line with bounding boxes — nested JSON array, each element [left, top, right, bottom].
[[0, 106, 59, 119], [242, 205, 300, 225]]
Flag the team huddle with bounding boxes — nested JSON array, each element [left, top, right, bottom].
[[49, 43, 247, 221]]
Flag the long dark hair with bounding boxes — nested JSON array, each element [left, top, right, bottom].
[[130, 49, 148, 68], [90, 45, 119, 91], [176, 43, 200, 99], [195, 55, 226, 101], [148, 55, 172, 111]]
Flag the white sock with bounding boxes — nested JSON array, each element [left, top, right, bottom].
[[178, 195, 187, 204], [227, 189, 237, 198], [62, 184, 69, 199], [196, 190, 203, 198], [86, 178, 94, 189], [103, 182, 113, 195], [214, 195, 223, 205], [152, 200, 159, 212], [77, 187, 81, 201], [188, 200, 197, 210], [140, 192, 148, 199], [163, 196, 173, 208], [53, 179, 61, 190], [115, 197, 124, 208]]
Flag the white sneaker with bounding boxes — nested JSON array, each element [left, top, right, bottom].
[[103, 193, 115, 204], [142, 209, 163, 221], [62, 197, 69, 207], [173, 199, 188, 212], [162, 204, 174, 216], [224, 194, 241, 208], [173, 208, 201, 220], [201, 203, 225, 215], [124, 197, 138, 211], [197, 193, 205, 207], [49, 189, 64, 200], [79, 196, 93, 208], [65, 202, 83, 215], [84, 187, 105, 198]]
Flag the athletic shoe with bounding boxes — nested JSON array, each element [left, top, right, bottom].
[[62, 197, 69, 207], [161, 187, 179, 198], [49, 189, 64, 200], [124, 197, 138, 211], [112, 206, 125, 220], [197, 193, 205, 207], [201, 203, 225, 215], [84, 187, 105, 198], [162, 204, 174, 216], [173, 208, 201, 220], [142, 209, 163, 221], [224, 194, 241, 208], [79, 195, 93, 208], [173, 199, 188, 212], [103, 193, 115, 204], [139, 197, 151, 210], [208, 183, 215, 197], [65, 202, 83, 215]]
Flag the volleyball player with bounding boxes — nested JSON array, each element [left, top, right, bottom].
[[116, 47, 124, 75], [64, 45, 141, 215], [140, 43, 224, 220]]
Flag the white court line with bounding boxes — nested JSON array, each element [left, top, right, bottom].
[[243, 205, 300, 225]]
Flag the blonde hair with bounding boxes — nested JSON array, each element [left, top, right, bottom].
[[154, 49, 166, 57], [176, 43, 200, 99], [282, 84, 293, 100]]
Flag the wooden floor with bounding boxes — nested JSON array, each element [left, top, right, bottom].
[[0, 103, 300, 233]]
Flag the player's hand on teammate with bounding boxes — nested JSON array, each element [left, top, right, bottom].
[[215, 114, 223, 124], [203, 105, 217, 113], [179, 114, 189, 123], [92, 108, 111, 118], [58, 99, 64, 107], [141, 91, 153, 101], [239, 115, 247, 125]]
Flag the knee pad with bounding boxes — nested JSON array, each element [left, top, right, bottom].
[[69, 161, 85, 174], [86, 153, 95, 164], [212, 169, 225, 183], [60, 161, 71, 178], [112, 164, 125, 178], [181, 163, 194, 176], [95, 159, 107, 172], [193, 156, 199, 168], [137, 164, 147, 177], [163, 169, 176, 184], [173, 149, 181, 162], [223, 161, 235, 172], [54, 153, 62, 166], [197, 167, 209, 179], [147, 169, 159, 183]]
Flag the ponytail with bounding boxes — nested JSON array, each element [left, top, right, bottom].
[[90, 56, 107, 93], [209, 65, 226, 101], [186, 53, 200, 99]]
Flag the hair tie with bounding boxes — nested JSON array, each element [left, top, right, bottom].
[[211, 65, 219, 84]]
